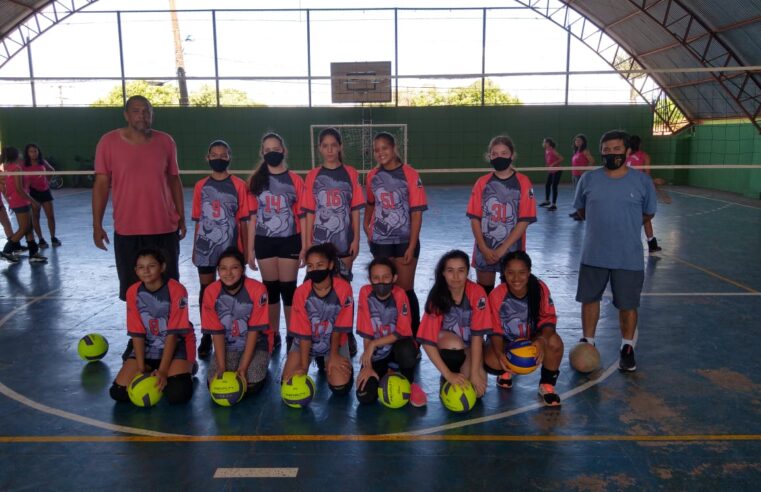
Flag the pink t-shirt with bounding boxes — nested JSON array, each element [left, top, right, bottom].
[[544, 149, 561, 174], [27, 162, 49, 192], [95, 129, 180, 235], [571, 151, 590, 177], [626, 150, 650, 175], [2, 162, 31, 209]]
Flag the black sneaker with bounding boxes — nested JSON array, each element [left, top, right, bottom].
[[648, 237, 662, 253], [38, 239, 49, 249], [348, 333, 358, 357], [198, 334, 212, 359], [0, 251, 20, 263], [51, 237, 62, 247], [28, 253, 48, 263], [619, 344, 637, 372], [539, 201, 551, 207], [547, 204, 557, 211], [10, 242, 27, 253]]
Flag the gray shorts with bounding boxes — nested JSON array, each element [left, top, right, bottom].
[[576, 264, 644, 310], [208, 336, 270, 386]]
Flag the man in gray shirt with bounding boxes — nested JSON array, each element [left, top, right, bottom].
[[573, 130, 657, 372]]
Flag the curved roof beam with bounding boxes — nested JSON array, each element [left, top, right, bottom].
[[0, 0, 99, 70], [515, 0, 691, 134]]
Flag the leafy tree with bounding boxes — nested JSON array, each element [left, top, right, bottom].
[[91, 81, 261, 107], [406, 79, 520, 106]]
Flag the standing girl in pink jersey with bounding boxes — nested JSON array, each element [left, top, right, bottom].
[[248, 132, 306, 353], [0, 147, 46, 263], [24, 144, 61, 248], [365, 132, 427, 339], [569, 134, 594, 221], [538, 138, 564, 211], [626, 135, 662, 253], [467, 135, 536, 295]]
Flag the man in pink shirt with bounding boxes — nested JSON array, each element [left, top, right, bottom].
[[92, 95, 186, 300]]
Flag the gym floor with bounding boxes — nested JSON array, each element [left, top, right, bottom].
[[0, 183, 759, 491]]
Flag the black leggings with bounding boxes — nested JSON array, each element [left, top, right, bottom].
[[545, 171, 562, 204]]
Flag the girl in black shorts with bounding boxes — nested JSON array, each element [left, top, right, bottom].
[[24, 144, 60, 247]]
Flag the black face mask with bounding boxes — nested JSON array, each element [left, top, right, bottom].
[[209, 158, 230, 173], [222, 275, 244, 293], [490, 157, 512, 172], [263, 151, 285, 166], [371, 282, 393, 298], [602, 153, 627, 170], [306, 269, 331, 284]]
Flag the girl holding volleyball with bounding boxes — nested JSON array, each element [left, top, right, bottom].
[[467, 135, 536, 295], [282, 243, 354, 396], [485, 251, 563, 406], [417, 250, 491, 397], [364, 132, 427, 339], [355, 256, 427, 407], [109, 248, 196, 404], [202, 247, 271, 396], [247, 132, 306, 353]]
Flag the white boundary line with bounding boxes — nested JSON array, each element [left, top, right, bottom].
[[214, 468, 298, 478], [398, 363, 619, 436], [669, 189, 761, 210], [0, 289, 184, 438]]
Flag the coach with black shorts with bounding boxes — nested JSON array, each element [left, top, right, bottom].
[[573, 130, 656, 372], [92, 95, 186, 301]]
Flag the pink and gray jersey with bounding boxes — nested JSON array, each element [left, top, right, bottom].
[[126, 279, 195, 361], [417, 281, 491, 347], [302, 165, 365, 256], [191, 175, 250, 268], [356, 285, 412, 361], [289, 277, 354, 357], [488, 280, 557, 343], [201, 278, 271, 353], [467, 172, 537, 272], [365, 164, 428, 244], [250, 170, 305, 238]]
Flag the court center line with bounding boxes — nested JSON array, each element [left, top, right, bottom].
[[0, 289, 185, 438], [2, 433, 761, 444], [214, 468, 298, 479]]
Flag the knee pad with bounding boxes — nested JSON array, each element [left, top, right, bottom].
[[263, 280, 281, 305], [164, 373, 193, 404], [109, 383, 129, 402], [439, 348, 466, 374], [356, 376, 379, 405], [393, 338, 417, 370], [329, 373, 354, 396], [247, 377, 267, 396], [280, 281, 297, 306]]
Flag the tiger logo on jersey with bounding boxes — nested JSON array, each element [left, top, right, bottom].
[[305, 294, 342, 356], [313, 177, 349, 252], [441, 304, 473, 344], [372, 171, 410, 241], [216, 294, 253, 351], [499, 296, 531, 342], [195, 185, 238, 266], [367, 296, 399, 360], [137, 289, 170, 358], [256, 176, 297, 237]]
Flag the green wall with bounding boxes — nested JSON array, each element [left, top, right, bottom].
[[0, 105, 653, 186], [1, 105, 758, 198]]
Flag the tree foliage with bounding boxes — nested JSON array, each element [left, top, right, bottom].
[[405, 79, 520, 106], [91, 81, 261, 107]]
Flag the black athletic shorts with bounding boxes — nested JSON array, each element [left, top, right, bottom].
[[114, 231, 180, 301], [29, 188, 53, 203], [11, 205, 31, 214], [369, 240, 421, 259], [254, 234, 301, 260]]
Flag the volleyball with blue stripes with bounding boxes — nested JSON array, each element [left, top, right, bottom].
[[281, 374, 316, 408], [127, 373, 163, 408], [439, 380, 477, 413], [378, 373, 411, 409], [505, 338, 539, 375], [210, 371, 246, 406], [77, 333, 109, 362]]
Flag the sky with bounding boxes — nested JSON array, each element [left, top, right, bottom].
[[0, 0, 643, 107]]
